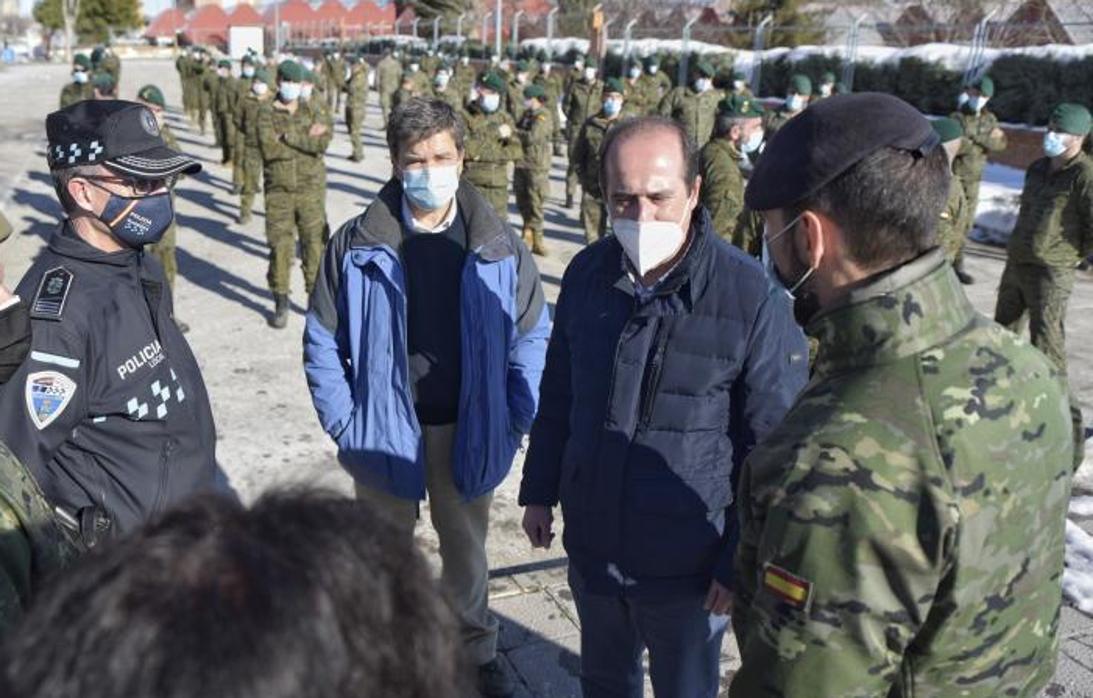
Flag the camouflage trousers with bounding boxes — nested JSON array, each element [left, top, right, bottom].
[[956, 170, 983, 244], [566, 131, 581, 201], [148, 221, 178, 289], [514, 168, 548, 236], [475, 185, 509, 222], [581, 192, 607, 244], [264, 188, 326, 296], [231, 126, 245, 190], [380, 90, 396, 128], [346, 103, 366, 160], [994, 261, 1075, 376], [196, 99, 209, 136], [212, 107, 226, 148], [216, 112, 234, 165], [239, 146, 262, 220]]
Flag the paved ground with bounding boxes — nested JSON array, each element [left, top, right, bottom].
[[1, 58, 1092, 697]]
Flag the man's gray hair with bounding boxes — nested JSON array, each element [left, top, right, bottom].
[[386, 97, 465, 162]]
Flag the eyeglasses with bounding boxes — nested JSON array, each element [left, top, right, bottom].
[[80, 174, 176, 196]]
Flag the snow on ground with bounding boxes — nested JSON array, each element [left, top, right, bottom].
[[968, 163, 1025, 246], [1065, 516, 1093, 616]]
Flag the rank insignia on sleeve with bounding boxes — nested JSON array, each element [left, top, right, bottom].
[[762, 562, 813, 611], [30, 266, 74, 321], [25, 371, 77, 430]]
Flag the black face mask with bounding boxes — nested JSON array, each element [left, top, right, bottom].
[[0, 300, 31, 385], [762, 216, 821, 326]]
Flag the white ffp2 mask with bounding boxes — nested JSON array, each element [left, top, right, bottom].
[[611, 207, 691, 277]]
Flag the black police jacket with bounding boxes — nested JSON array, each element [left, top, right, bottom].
[[0, 222, 219, 534]]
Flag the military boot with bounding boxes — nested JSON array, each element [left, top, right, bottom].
[[268, 293, 289, 329], [953, 259, 974, 285], [565, 191, 574, 208], [532, 229, 547, 257]]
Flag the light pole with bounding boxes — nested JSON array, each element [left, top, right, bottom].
[[511, 10, 524, 56], [494, 0, 502, 60], [546, 7, 559, 61]]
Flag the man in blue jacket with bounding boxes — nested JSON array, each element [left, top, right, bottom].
[[304, 97, 550, 698], [519, 116, 807, 697]]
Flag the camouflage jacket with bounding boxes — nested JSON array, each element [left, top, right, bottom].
[[938, 174, 970, 263], [516, 107, 552, 173], [623, 77, 655, 116], [0, 440, 81, 636], [257, 98, 330, 192], [634, 73, 669, 112], [346, 66, 369, 106], [235, 92, 271, 148], [951, 108, 1007, 182], [657, 86, 722, 148], [58, 81, 93, 109], [699, 138, 746, 243], [573, 113, 620, 197], [763, 106, 804, 137], [433, 83, 465, 113], [507, 78, 531, 123], [732, 249, 1074, 698], [214, 75, 237, 114], [1006, 151, 1093, 268], [376, 57, 402, 93], [462, 104, 522, 188], [563, 79, 601, 140]]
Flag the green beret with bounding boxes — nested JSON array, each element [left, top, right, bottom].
[[92, 72, 115, 91], [821, 71, 836, 84], [585, 56, 599, 69], [973, 75, 994, 97], [789, 74, 812, 96], [303, 69, 317, 83], [73, 53, 91, 69], [277, 60, 303, 82], [718, 94, 764, 118], [90, 46, 104, 64], [137, 84, 166, 108], [1050, 102, 1092, 136], [643, 55, 659, 68], [254, 67, 270, 82], [241, 54, 254, 65], [218, 59, 231, 69], [603, 77, 626, 96], [523, 84, 546, 100], [516, 60, 530, 72], [694, 60, 715, 78], [931, 116, 963, 143], [480, 72, 506, 93]]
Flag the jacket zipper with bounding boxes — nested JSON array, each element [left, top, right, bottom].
[[153, 438, 174, 513], [638, 319, 672, 429]]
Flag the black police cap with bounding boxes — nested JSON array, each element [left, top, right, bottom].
[[46, 100, 201, 179], [744, 92, 939, 212]]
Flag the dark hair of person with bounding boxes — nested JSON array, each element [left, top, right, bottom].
[[0, 489, 466, 698], [785, 145, 951, 270], [599, 116, 700, 195], [387, 97, 465, 163]]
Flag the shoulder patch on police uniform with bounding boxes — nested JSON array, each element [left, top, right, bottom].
[[25, 371, 77, 430], [30, 266, 74, 321], [762, 562, 813, 611]]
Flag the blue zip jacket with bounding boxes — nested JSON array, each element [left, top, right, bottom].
[[304, 180, 550, 500], [519, 208, 808, 596]]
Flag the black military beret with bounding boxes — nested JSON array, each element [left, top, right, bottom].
[[745, 92, 939, 211], [46, 100, 201, 178]]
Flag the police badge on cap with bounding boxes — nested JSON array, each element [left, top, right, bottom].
[[45, 100, 201, 179]]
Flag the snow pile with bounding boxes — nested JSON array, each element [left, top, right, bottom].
[[967, 163, 1025, 245], [1064, 516, 1093, 616]]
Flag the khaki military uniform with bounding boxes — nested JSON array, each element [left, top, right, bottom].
[[302, 94, 334, 243], [622, 77, 654, 116], [514, 106, 552, 253], [573, 113, 619, 244], [763, 106, 804, 137], [176, 55, 193, 118], [534, 71, 565, 150], [951, 108, 1007, 241], [563, 78, 602, 205], [452, 62, 477, 98], [995, 151, 1093, 379], [197, 65, 213, 136], [345, 64, 369, 161], [937, 175, 970, 263], [147, 124, 182, 289], [230, 77, 251, 192], [433, 83, 465, 113], [463, 103, 522, 219], [376, 57, 403, 127], [634, 72, 669, 113], [214, 75, 239, 166], [100, 51, 120, 85], [257, 99, 329, 296], [327, 55, 346, 111], [699, 139, 747, 247], [406, 70, 431, 96], [506, 78, 532, 123], [733, 250, 1076, 698], [0, 439, 81, 636], [235, 90, 269, 223], [59, 80, 93, 109], [657, 85, 722, 148]]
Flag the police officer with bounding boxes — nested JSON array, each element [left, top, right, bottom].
[[732, 93, 1076, 696], [59, 54, 94, 109], [0, 100, 222, 539], [699, 95, 765, 254], [657, 59, 721, 148]]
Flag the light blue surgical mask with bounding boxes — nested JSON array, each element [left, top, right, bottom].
[[73, 70, 89, 84], [279, 81, 301, 102], [603, 98, 622, 117], [786, 94, 805, 112], [242, 66, 255, 78], [1043, 131, 1070, 158], [957, 92, 969, 109], [402, 165, 460, 212], [694, 78, 711, 93], [480, 92, 500, 113], [742, 129, 764, 154], [969, 95, 987, 113]]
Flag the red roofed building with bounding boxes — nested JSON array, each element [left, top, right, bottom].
[[344, 0, 396, 38], [144, 7, 187, 42], [186, 4, 230, 46], [313, 0, 348, 39], [264, 0, 320, 40], [227, 3, 264, 26]]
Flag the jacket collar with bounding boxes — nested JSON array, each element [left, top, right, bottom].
[[807, 249, 977, 375], [348, 179, 513, 262], [49, 220, 140, 269]]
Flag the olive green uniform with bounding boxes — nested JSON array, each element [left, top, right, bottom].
[[214, 74, 241, 165], [257, 99, 329, 296], [951, 108, 1007, 240], [59, 80, 93, 109], [302, 93, 334, 242], [563, 78, 602, 205], [622, 77, 655, 116], [100, 51, 120, 85], [376, 56, 403, 127], [147, 123, 182, 289], [326, 55, 346, 111], [514, 106, 552, 251], [698, 138, 756, 253], [463, 103, 522, 219], [453, 62, 477, 97], [433, 82, 465, 113], [763, 106, 803, 137], [657, 86, 722, 148], [937, 175, 970, 263], [733, 250, 1075, 698], [235, 90, 270, 223], [0, 440, 81, 636], [230, 77, 251, 192], [634, 72, 669, 113], [345, 64, 369, 161], [197, 65, 214, 136], [535, 71, 565, 150], [573, 113, 618, 244], [995, 151, 1093, 379], [176, 55, 193, 118]]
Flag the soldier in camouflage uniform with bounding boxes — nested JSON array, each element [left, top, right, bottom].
[[932, 116, 971, 265], [658, 60, 722, 149], [91, 72, 116, 100], [506, 60, 533, 123], [573, 79, 627, 244], [236, 68, 272, 225], [563, 56, 602, 209], [533, 61, 564, 155], [514, 84, 552, 256], [405, 58, 432, 96], [59, 54, 94, 109], [950, 75, 1007, 283], [432, 67, 464, 113], [995, 103, 1092, 384], [376, 51, 404, 129], [345, 55, 370, 162], [301, 69, 334, 244], [463, 72, 522, 220], [452, 53, 476, 97], [231, 56, 257, 195], [257, 60, 330, 328], [699, 95, 764, 255], [622, 61, 652, 116], [763, 73, 811, 136], [196, 54, 213, 136], [730, 71, 754, 99], [327, 49, 347, 112], [99, 45, 121, 86], [213, 59, 238, 166], [733, 92, 1076, 698], [641, 54, 672, 100], [814, 71, 836, 101]]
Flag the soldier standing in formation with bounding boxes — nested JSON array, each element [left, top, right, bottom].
[[563, 56, 601, 209], [931, 117, 971, 266], [257, 60, 330, 328], [59, 54, 93, 109], [658, 60, 721, 148], [699, 95, 765, 255], [514, 84, 552, 256], [91, 73, 116, 100], [236, 67, 271, 225], [213, 59, 238, 166], [533, 61, 565, 155], [951, 75, 1007, 284], [573, 78, 627, 244], [764, 73, 811, 135], [376, 50, 403, 129], [462, 72, 523, 220], [345, 55, 370, 163], [432, 66, 464, 112]]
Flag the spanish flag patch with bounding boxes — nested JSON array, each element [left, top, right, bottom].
[[762, 562, 813, 611]]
